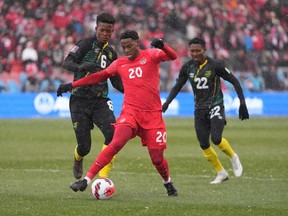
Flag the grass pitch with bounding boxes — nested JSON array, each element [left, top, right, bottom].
[[0, 117, 287, 216]]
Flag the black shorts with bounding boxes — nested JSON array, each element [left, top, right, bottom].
[[194, 105, 226, 148], [69, 95, 116, 144]]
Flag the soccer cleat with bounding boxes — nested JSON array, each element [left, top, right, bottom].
[[164, 182, 178, 196], [210, 169, 229, 184], [231, 153, 243, 177], [70, 179, 88, 192], [73, 158, 83, 179]]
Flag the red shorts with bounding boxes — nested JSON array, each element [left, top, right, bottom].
[[115, 108, 167, 149]]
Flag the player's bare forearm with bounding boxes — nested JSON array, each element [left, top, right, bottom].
[[72, 70, 112, 87]]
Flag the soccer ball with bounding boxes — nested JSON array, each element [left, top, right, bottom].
[[90, 178, 115, 200]]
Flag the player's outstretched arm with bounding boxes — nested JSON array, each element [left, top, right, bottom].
[[73, 70, 113, 88], [63, 56, 98, 74], [226, 74, 249, 120], [162, 80, 184, 113], [56, 70, 113, 97], [151, 38, 177, 60]]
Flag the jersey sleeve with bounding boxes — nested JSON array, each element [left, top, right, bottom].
[[72, 60, 119, 87], [215, 62, 246, 104], [148, 45, 177, 63], [105, 60, 118, 76], [62, 38, 93, 73], [72, 70, 112, 87], [164, 62, 189, 105], [68, 38, 92, 61]]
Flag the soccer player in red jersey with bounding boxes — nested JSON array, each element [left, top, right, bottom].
[[57, 30, 178, 196]]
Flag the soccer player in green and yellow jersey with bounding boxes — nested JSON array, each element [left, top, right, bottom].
[[162, 37, 249, 184], [61, 12, 124, 180]]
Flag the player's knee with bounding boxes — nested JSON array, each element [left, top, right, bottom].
[[103, 130, 114, 144], [151, 157, 163, 167], [200, 142, 210, 150], [77, 144, 91, 156], [211, 136, 221, 145], [149, 150, 164, 167]]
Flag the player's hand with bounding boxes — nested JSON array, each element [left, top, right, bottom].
[[79, 62, 98, 72], [162, 102, 169, 113], [57, 83, 72, 97], [239, 103, 249, 120], [151, 38, 164, 49]]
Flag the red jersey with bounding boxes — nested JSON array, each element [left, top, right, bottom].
[[107, 49, 166, 111], [73, 45, 177, 111]]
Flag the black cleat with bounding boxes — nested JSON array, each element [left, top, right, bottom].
[[73, 158, 83, 179], [70, 179, 88, 192], [164, 182, 178, 196]]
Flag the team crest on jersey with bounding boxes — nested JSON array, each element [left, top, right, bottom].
[[73, 122, 78, 129], [119, 117, 126, 123], [205, 70, 212, 78], [70, 45, 79, 53], [140, 58, 147, 65]]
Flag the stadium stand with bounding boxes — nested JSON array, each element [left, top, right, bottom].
[[0, 0, 287, 93]]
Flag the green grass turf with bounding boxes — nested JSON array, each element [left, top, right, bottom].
[[0, 117, 287, 216]]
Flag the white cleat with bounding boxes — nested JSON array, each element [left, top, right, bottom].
[[231, 153, 243, 177], [210, 169, 229, 184]]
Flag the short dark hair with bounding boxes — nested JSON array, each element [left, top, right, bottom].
[[120, 30, 139, 40], [189, 37, 206, 47], [96, 12, 115, 25]]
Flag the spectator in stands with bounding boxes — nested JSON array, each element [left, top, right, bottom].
[[248, 70, 266, 92], [1, 0, 288, 93], [264, 65, 286, 91], [21, 41, 38, 66]]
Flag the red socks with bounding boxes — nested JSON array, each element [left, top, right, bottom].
[[86, 125, 134, 180], [148, 148, 170, 182], [86, 125, 170, 183], [154, 158, 169, 182]]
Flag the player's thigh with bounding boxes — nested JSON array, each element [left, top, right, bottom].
[[70, 96, 94, 133], [140, 127, 167, 150], [210, 105, 226, 144], [92, 99, 116, 143], [194, 109, 210, 145], [71, 111, 94, 133]]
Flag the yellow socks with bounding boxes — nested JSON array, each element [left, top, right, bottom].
[[217, 138, 235, 158], [99, 144, 116, 178], [74, 146, 83, 161], [203, 146, 223, 172]]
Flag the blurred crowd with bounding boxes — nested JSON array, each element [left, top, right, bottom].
[[0, 0, 288, 93]]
